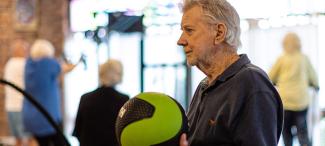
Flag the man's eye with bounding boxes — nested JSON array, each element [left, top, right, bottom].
[[185, 28, 193, 33]]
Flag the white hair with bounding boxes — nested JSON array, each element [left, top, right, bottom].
[[181, 0, 241, 49], [99, 59, 123, 87], [30, 39, 55, 59]]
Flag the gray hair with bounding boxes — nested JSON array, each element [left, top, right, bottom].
[[99, 59, 123, 87], [30, 39, 55, 59], [181, 0, 241, 49]]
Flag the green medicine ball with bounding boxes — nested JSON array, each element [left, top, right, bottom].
[[115, 92, 188, 146]]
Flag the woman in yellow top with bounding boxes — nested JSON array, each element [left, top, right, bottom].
[[269, 32, 319, 146]]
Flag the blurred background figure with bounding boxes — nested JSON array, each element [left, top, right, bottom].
[[269, 32, 319, 146], [73, 59, 129, 146], [4, 39, 30, 146], [22, 39, 77, 146]]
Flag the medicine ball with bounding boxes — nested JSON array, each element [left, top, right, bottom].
[[116, 92, 188, 146]]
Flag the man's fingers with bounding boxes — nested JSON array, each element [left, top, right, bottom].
[[180, 133, 188, 146]]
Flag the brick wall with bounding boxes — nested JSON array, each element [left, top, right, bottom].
[[0, 0, 14, 136], [38, 0, 68, 55], [0, 0, 68, 136]]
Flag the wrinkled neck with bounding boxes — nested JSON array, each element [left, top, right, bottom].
[[198, 52, 239, 85]]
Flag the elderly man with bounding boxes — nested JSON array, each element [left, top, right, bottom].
[[178, 0, 283, 146]]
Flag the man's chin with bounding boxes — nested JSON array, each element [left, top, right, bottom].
[[186, 60, 196, 66]]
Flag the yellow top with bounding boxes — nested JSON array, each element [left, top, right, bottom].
[[269, 52, 318, 111]]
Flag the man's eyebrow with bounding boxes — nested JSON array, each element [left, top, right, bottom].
[[182, 24, 192, 29]]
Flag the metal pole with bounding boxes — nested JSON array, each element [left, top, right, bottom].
[[140, 33, 144, 92], [185, 65, 192, 111]]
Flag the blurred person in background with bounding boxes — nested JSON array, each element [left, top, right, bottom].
[[4, 39, 30, 146], [73, 59, 129, 146], [22, 39, 77, 146], [269, 32, 319, 146]]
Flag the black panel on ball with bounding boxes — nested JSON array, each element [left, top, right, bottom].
[[115, 98, 155, 144]]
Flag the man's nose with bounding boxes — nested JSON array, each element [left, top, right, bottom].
[[177, 34, 187, 46]]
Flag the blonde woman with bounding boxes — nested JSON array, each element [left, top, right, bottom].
[[269, 32, 319, 146]]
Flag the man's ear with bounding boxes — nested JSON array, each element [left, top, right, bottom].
[[214, 23, 227, 45]]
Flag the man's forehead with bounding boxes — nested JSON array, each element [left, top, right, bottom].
[[180, 6, 202, 26]]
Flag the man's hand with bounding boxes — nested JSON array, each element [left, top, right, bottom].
[[180, 133, 188, 146]]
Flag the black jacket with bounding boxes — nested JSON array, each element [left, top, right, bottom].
[[73, 86, 129, 146]]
